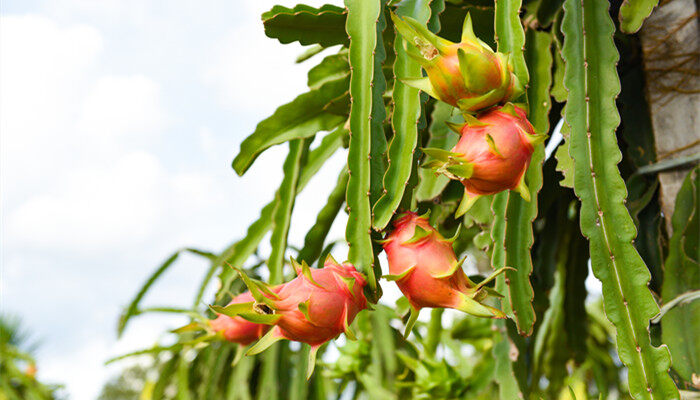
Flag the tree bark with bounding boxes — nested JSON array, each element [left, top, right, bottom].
[[640, 0, 700, 232]]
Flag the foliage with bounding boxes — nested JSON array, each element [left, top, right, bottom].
[[0, 315, 62, 400], [109, 0, 698, 399]]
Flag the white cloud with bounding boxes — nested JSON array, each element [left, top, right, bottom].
[[77, 75, 169, 144], [6, 151, 163, 254], [201, 1, 342, 116]]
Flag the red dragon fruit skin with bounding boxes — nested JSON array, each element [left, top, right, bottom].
[[423, 104, 544, 216], [271, 258, 367, 346], [209, 291, 271, 345], [383, 212, 508, 335], [244, 257, 368, 378]]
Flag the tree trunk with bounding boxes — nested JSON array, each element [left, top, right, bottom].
[[640, 0, 700, 232]]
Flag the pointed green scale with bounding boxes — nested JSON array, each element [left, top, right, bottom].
[[445, 120, 466, 134], [460, 12, 478, 44], [342, 307, 357, 341], [403, 306, 420, 338], [209, 302, 255, 318], [446, 224, 461, 243], [389, 13, 440, 63], [462, 114, 488, 127], [421, 147, 461, 161], [383, 265, 416, 282], [402, 224, 432, 245], [445, 162, 474, 179], [238, 312, 281, 325], [246, 328, 284, 356], [421, 159, 445, 170], [473, 267, 515, 292], [400, 14, 452, 55], [485, 134, 504, 157], [456, 294, 506, 318], [306, 345, 320, 379], [400, 76, 438, 98], [527, 133, 547, 145], [457, 48, 495, 95], [293, 257, 325, 289], [234, 267, 277, 308], [456, 88, 501, 112], [514, 177, 531, 202], [432, 256, 466, 279], [338, 275, 357, 299], [297, 299, 312, 321], [498, 102, 520, 117], [252, 278, 281, 299], [455, 190, 480, 217]]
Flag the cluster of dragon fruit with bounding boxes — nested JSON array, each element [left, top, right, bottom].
[[204, 13, 542, 377]]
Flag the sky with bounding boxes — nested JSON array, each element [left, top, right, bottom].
[[0, 1, 348, 398]]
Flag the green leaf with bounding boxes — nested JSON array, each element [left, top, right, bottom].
[[369, 1, 389, 207], [307, 51, 349, 90], [618, 0, 659, 33], [494, 0, 529, 88], [297, 168, 349, 265], [118, 248, 215, 337], [232, 77, 347, 176], [262, 4, 348, 47], [344, 0, 381, 290], [561, 0, 678, 397], [372, 0, 432, 230], [415, 102, 460, 201], [661, 167, 699, 383]]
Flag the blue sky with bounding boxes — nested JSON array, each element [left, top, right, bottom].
[[0, 1, 347, 398]]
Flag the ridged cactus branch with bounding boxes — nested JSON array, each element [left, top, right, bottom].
[[491, 0, 540, 336], [344, 0, 381, 291], [561, 0, 679, 397], [372, 0, 432, 230]]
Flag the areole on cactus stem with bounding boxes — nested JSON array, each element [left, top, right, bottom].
[[422, 103, 545, 216], [220, 256, 368, 379], [390, 12, 524, 112], [381, 211, 511, 337]]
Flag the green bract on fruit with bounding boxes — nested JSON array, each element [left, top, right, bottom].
[[382, 212, 510, 336], [209, 290, 274, 345], [423, 104, 544, 216], [391, 12, 524, 112]]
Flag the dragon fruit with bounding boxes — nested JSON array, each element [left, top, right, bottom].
[[234, 256, 368, 378], [391, 12, 524, 112], [423, 104, 543, 216], [382, 212, 509, 336], [209, 291, 273, 345]]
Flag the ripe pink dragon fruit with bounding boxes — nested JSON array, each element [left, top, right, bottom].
[[391, 12, 524, 112], [423, 104, 543, 216], [238, 256, 368, 378], [382, 212, 509, 336], [209, 291, 272, 345]]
